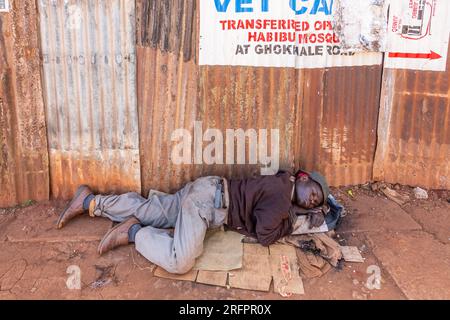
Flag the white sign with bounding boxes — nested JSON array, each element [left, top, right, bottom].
[[199, 0, 382, 69], [385, 0, 450, 71], [0, 0, 10, 12]]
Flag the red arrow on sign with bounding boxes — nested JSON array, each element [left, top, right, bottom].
[[388, 51, 442, 60]]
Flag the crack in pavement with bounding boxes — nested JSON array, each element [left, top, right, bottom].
[[0, 259, 28, 293], [403, 214, 450, 246]]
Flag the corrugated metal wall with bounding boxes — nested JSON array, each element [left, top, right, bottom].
[[0, 0, 49, 207], [38, 0, 141, 199], [136, 0, 383, 194], [1, 0, 447, 207], [374, 42, 450, 189]]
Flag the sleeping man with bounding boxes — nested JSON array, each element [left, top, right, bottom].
[[57, 170, 331, 274]]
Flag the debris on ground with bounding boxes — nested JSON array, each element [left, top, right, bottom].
[[296, 249, 332, 279], [352, 290, 368, 300], [69, 250, 83, 260], [381, 187, 410, 206], [340, 246, 365, 263], [281, 233, 343, 267], [370, 181, 386, 192], [413, 187, 429, 200], [90, 265, 118, 289]]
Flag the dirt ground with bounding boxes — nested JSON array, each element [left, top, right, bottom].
[[0, 184, 449, 300]]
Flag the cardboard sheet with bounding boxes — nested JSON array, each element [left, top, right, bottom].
[[228, 244, 272, 292], [269, 244, 305, 296], [196, 271, 228, 287], [340, 246, 365, 263], [194, 228, 244, 271]]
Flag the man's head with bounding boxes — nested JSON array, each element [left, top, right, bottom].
[[294, 171, 330, 210]]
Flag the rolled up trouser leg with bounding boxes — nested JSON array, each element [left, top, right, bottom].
[[135, 177, 228, 274]]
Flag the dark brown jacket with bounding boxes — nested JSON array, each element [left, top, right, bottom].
[[226, 171, 295, 246]]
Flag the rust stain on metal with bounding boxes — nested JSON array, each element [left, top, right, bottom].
[[296, 65, 383, 186], [374, 42, 450, 189], [38, 0, 141, 199], [137, 0, 196, 62], [137, 47, 200, 194], [0, 0, 49, 207]]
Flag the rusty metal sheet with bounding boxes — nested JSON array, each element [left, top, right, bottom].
[[136, 0, 195, 62], [137, 47, 200, 194], [137, 0, 201, 194], [374, 42, 450, 189], [38, 0, 140, 199], [138, 47, 298, 194], [296, 65, 383, 187], [0, 0, 49, 207], [137, 0, 297, 194], [197, 65, 298, 178], [136, 0, 382, 192]]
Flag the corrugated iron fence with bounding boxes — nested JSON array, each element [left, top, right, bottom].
[[135, 0, 384, 195], [38, 0, 141, 199], [0, 0, 49, 206], [374, 43, 450, 189], [0, 0, 448, 207]]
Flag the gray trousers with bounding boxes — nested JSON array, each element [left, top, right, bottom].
[[92, 176, 229, 274]]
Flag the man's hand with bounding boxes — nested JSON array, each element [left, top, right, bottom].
[[308, 209, 325, 228]]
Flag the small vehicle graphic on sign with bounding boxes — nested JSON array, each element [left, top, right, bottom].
[[400, 0, 435, 40]]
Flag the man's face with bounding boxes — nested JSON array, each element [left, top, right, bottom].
[[295, 176, 324, 209]]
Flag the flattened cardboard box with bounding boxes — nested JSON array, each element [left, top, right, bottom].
[[154, 243, 305, 295]]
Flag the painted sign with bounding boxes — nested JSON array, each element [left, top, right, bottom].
[[199, 0, 382, 69], [0, 0, 10, 12], [385, 0, 450, 71]]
